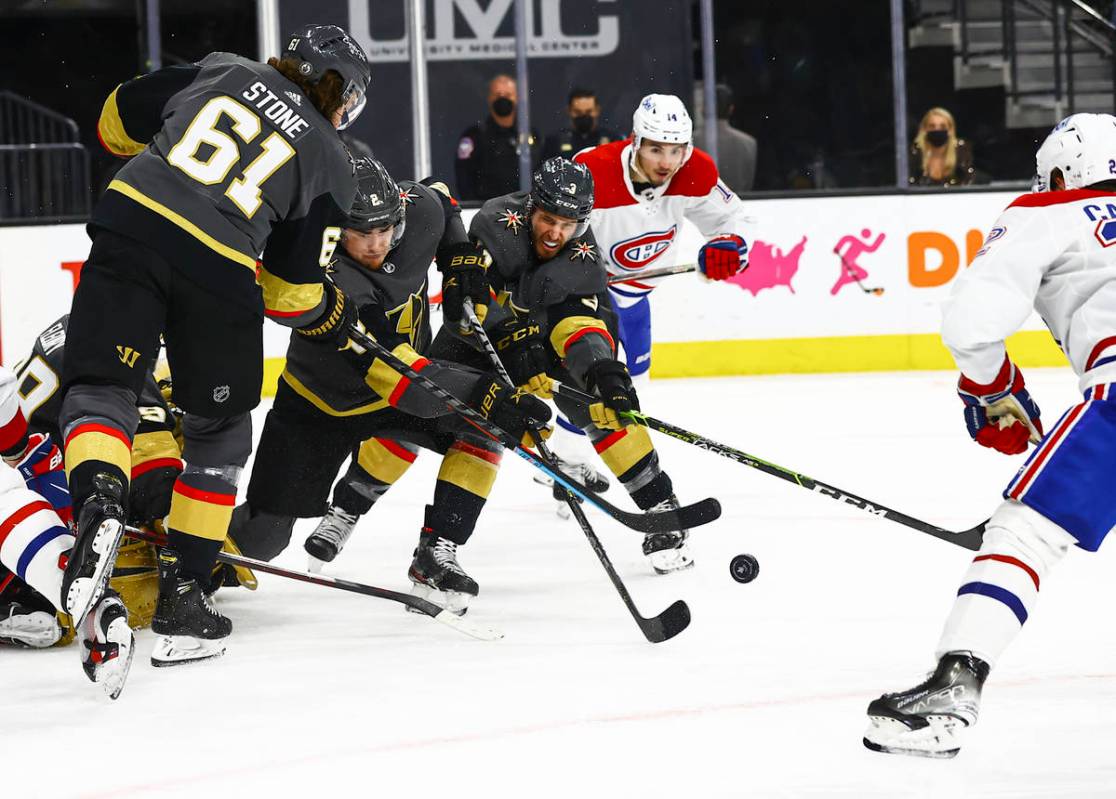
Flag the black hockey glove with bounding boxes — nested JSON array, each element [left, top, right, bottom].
[[493, 316, 553, 398], [297, 277, 357, 344], [469, 378, 553, 448], [437, 240, 491, 331], [585, 359, 639, 431]]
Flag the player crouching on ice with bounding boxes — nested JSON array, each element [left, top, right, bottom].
[[865, 113, 1116, 758]]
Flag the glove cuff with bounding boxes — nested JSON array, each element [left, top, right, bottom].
[[958, 356, 1021, 400]]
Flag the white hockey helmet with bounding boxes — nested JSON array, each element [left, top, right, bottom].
[[632, 93, 694, 160], [1033, 113, 1116, 192]]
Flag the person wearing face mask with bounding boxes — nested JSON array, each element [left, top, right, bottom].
[[454, 74, 540, 201], [541, 87, 621, 161], [910, 107, 976, 187]]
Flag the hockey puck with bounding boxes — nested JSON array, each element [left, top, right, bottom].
[[730, 553, 760, 584]]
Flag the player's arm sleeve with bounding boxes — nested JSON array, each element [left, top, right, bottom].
[[97, 64, 201, 157], [0, 366, 29, 457], [259, 192, 349, 329], [547, 294, 617, 384], [940, 207, 1062, 382], [685, 178, 757, 244]]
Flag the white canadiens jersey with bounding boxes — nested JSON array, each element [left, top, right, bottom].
[[575, 140, 754, 308], [942, 189, 1116, 392]]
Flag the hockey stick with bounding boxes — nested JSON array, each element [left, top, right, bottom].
[[122, 525, 503, 642], [607, 263, 697, 285], [463, 300, 690, 643], [553, 383, 986, 551], [344, 324, 720, 535]]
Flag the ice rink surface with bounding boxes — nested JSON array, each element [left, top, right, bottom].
[[4, 368, 1116, 798]]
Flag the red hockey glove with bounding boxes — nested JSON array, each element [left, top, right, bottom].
[[698, 235, 748, 281], [958, 358, 1043, 455]]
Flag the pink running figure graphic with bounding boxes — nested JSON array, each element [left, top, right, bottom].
[[728, 236, 807, 296], [832, 229, 885, 296]]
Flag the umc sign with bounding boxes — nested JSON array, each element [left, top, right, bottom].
[[348, 0, 620, 61]]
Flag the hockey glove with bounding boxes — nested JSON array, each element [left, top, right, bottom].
[[297, 277, 357, 344], [958, 358, 1043, 455], [585, 359, 639, 431], [438, 241, 491, 331], [493, 316, 554, 398], [5, 432, 72, 525], [698, 235, 748, 281], [469, 378, 552, 448]]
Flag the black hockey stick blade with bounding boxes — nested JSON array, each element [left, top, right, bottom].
[[641, 599, 691, 643], [123, 525, 503, 641]]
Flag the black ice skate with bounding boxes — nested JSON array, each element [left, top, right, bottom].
[[407, 529, 478, 616], [61, 474, 127, 629], [0, 600, 62, 648], [863, 652, 990, 759], [304, 504, 360, 572], [534, 455, 610, 519], [642, 495, 695, 574], [77, 589, 134, 700], [151, 549, 232, 667]]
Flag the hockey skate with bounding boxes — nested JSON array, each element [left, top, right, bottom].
[[407, 529, 478, 616], [863, 652, 990, 759], [0, 601, 62, 648], [151, 549, 231, 667], [77, 589, 134, 700], [534, 455, 610, 519], [304, 505, 360, 572], [642, 495, 695, 574], [61, 475, 127, 629]]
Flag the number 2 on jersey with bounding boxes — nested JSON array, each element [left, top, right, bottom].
[[167, 96, 295, 218]]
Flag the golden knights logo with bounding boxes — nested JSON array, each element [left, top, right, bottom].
[[498, 208, 525, 235], [386, 287, 427, 346], [400, 186, 419, 206], [569, 240, 597, 262]]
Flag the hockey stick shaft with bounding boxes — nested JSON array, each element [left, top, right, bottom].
[[607, 263, 697, 285], [344, 324, 718, 534], [122, 525, 503, 641], [554, 382, 986, 550], [463, 300, 689, 643]]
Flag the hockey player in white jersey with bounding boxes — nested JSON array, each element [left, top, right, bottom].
[[864, 113, 1116, 758], [0, 367, 133, 698]]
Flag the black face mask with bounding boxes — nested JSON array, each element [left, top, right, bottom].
[[571, 114, 595, 134], [926, 129, 949, 147], [491, 97, 515, 117]]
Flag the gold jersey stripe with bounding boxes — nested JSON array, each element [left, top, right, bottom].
[[356, 438, 416, 484], [364, 342, 426, 400], [65, 430, 131, 483], [549, 315, 609, 358], [595, 424, 654, 476], [168, 491, 234, 542], [107, 180, 258, 270], [280, 370, 389, 417], [258, 265, 325, 316], [437, 448, 499, 497], [97, 87, 146, 157], [131, 430, 181, 467]]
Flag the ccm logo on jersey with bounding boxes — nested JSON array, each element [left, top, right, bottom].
[[610, 225, 677, 271]]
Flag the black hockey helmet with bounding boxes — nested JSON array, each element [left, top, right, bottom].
[[284, 24, 371, 129], [348, 157, 406, 248], [529, 157, 594, 236]]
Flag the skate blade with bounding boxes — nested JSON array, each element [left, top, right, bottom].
[[407, 581, 471, 616], [150, 634, 228, 668], [307, 556, 326, 574], [863, 715, 962, 759], [99, 621, 135, 701], [67, 518, 126, 628]]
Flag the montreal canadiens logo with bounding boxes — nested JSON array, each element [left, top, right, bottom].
[[610, 225, 677, 270]]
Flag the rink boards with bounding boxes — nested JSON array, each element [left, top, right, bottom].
[[0, 188, 1065, 388]]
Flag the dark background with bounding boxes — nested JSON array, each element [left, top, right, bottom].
[[3, 0, 1048, 203]]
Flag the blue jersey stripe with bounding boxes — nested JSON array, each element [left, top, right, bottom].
[[17, 526, 70, 581], [958, 582, 1028, 625]]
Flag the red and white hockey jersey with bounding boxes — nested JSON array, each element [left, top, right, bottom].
[[574, 140, 754, 308], [943, 189, 1116, 392]]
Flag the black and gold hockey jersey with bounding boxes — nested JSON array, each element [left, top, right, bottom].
[[280, 180, 483, 417], [93, 52, 356, 325], [467, 191, 616, 378]]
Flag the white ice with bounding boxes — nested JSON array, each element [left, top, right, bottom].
[[4, 368, 1116, 798]]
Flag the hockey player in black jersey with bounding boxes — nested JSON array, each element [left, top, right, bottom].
[[229, 157, 551, 614], [59, 24, 371, 668], [317, 157, 695, 575]]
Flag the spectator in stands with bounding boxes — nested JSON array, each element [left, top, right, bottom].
[[910, 107, 976, 187], [695, 84, 757, 194], [454, 74, 539, 201], [541, 87, 621, 161]]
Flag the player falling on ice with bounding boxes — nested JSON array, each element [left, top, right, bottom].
[[538, 94, 754, 512], [864, 113, 1116, 758]]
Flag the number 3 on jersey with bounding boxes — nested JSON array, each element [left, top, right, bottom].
[[168, 96, 295, 218]]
